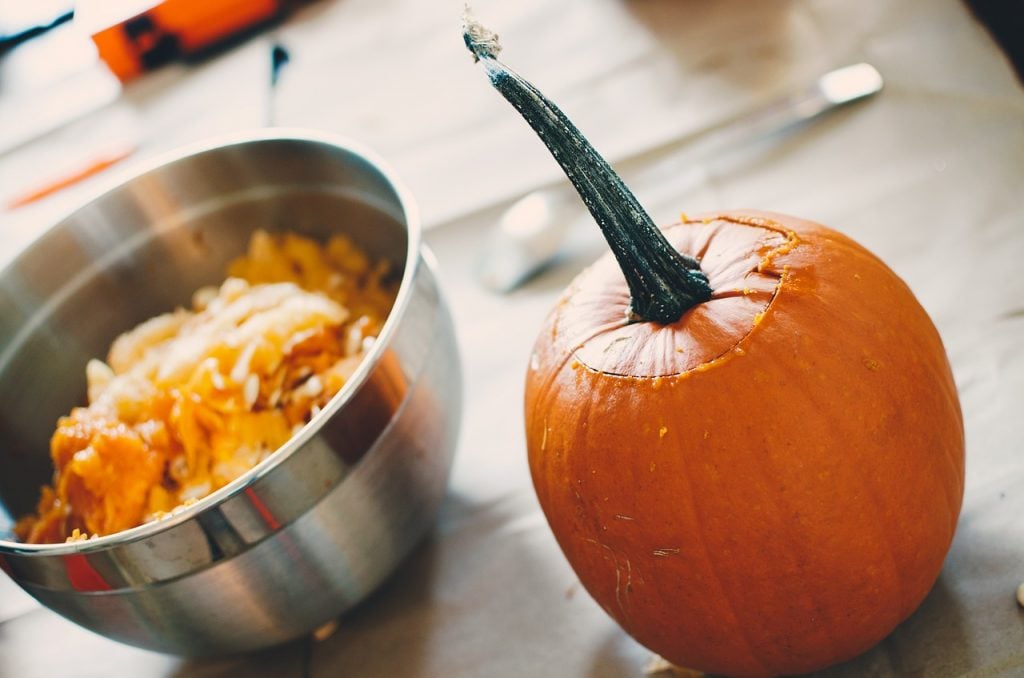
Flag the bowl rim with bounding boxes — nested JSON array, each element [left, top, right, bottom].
[[0, 128, 424, 555]]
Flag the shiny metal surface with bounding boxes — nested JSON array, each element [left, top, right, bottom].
[[0, 131, 462, 655]]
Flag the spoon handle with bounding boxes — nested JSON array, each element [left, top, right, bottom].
[[477, 63, 883, 293]]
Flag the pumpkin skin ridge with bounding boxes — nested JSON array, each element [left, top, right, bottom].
[[749, 216, 962, 656], [571, 214, 800, 380], [777, 340, 962, 671], [669, 347, 850, 672], [729, 362, 900, 673], [525, 209, 964, 677], [649, 418, 780, 677]]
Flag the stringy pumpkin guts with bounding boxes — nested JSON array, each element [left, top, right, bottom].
[[16, 230, 396, 543]]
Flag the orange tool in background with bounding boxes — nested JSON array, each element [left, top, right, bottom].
[[87, 0, 307, 81], [3, 1, 313, 210], [5, 144, 135, 210]]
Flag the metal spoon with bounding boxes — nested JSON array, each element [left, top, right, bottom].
[[476, 63, 884, 293]]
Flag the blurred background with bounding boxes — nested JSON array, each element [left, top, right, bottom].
[[0, 0, 1021, 675]]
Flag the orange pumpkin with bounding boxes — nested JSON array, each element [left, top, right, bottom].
[[524, 210, 964, 676], [465, 17, 964, 676]]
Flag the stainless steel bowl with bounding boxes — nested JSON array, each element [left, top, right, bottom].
[[0, 130, 462, 656]]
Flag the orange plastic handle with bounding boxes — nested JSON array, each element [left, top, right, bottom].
[[92, 0, 284, 81]]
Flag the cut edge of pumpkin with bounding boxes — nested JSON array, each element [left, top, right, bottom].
[[573, 214, 801, 380]]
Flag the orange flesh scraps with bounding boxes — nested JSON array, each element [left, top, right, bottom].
[[16, 231, 397, 544]]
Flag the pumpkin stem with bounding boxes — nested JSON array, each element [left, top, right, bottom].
[[463, 12, 712, 324]]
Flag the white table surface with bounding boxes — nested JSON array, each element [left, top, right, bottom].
[[1, 0, 1022, 675]]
